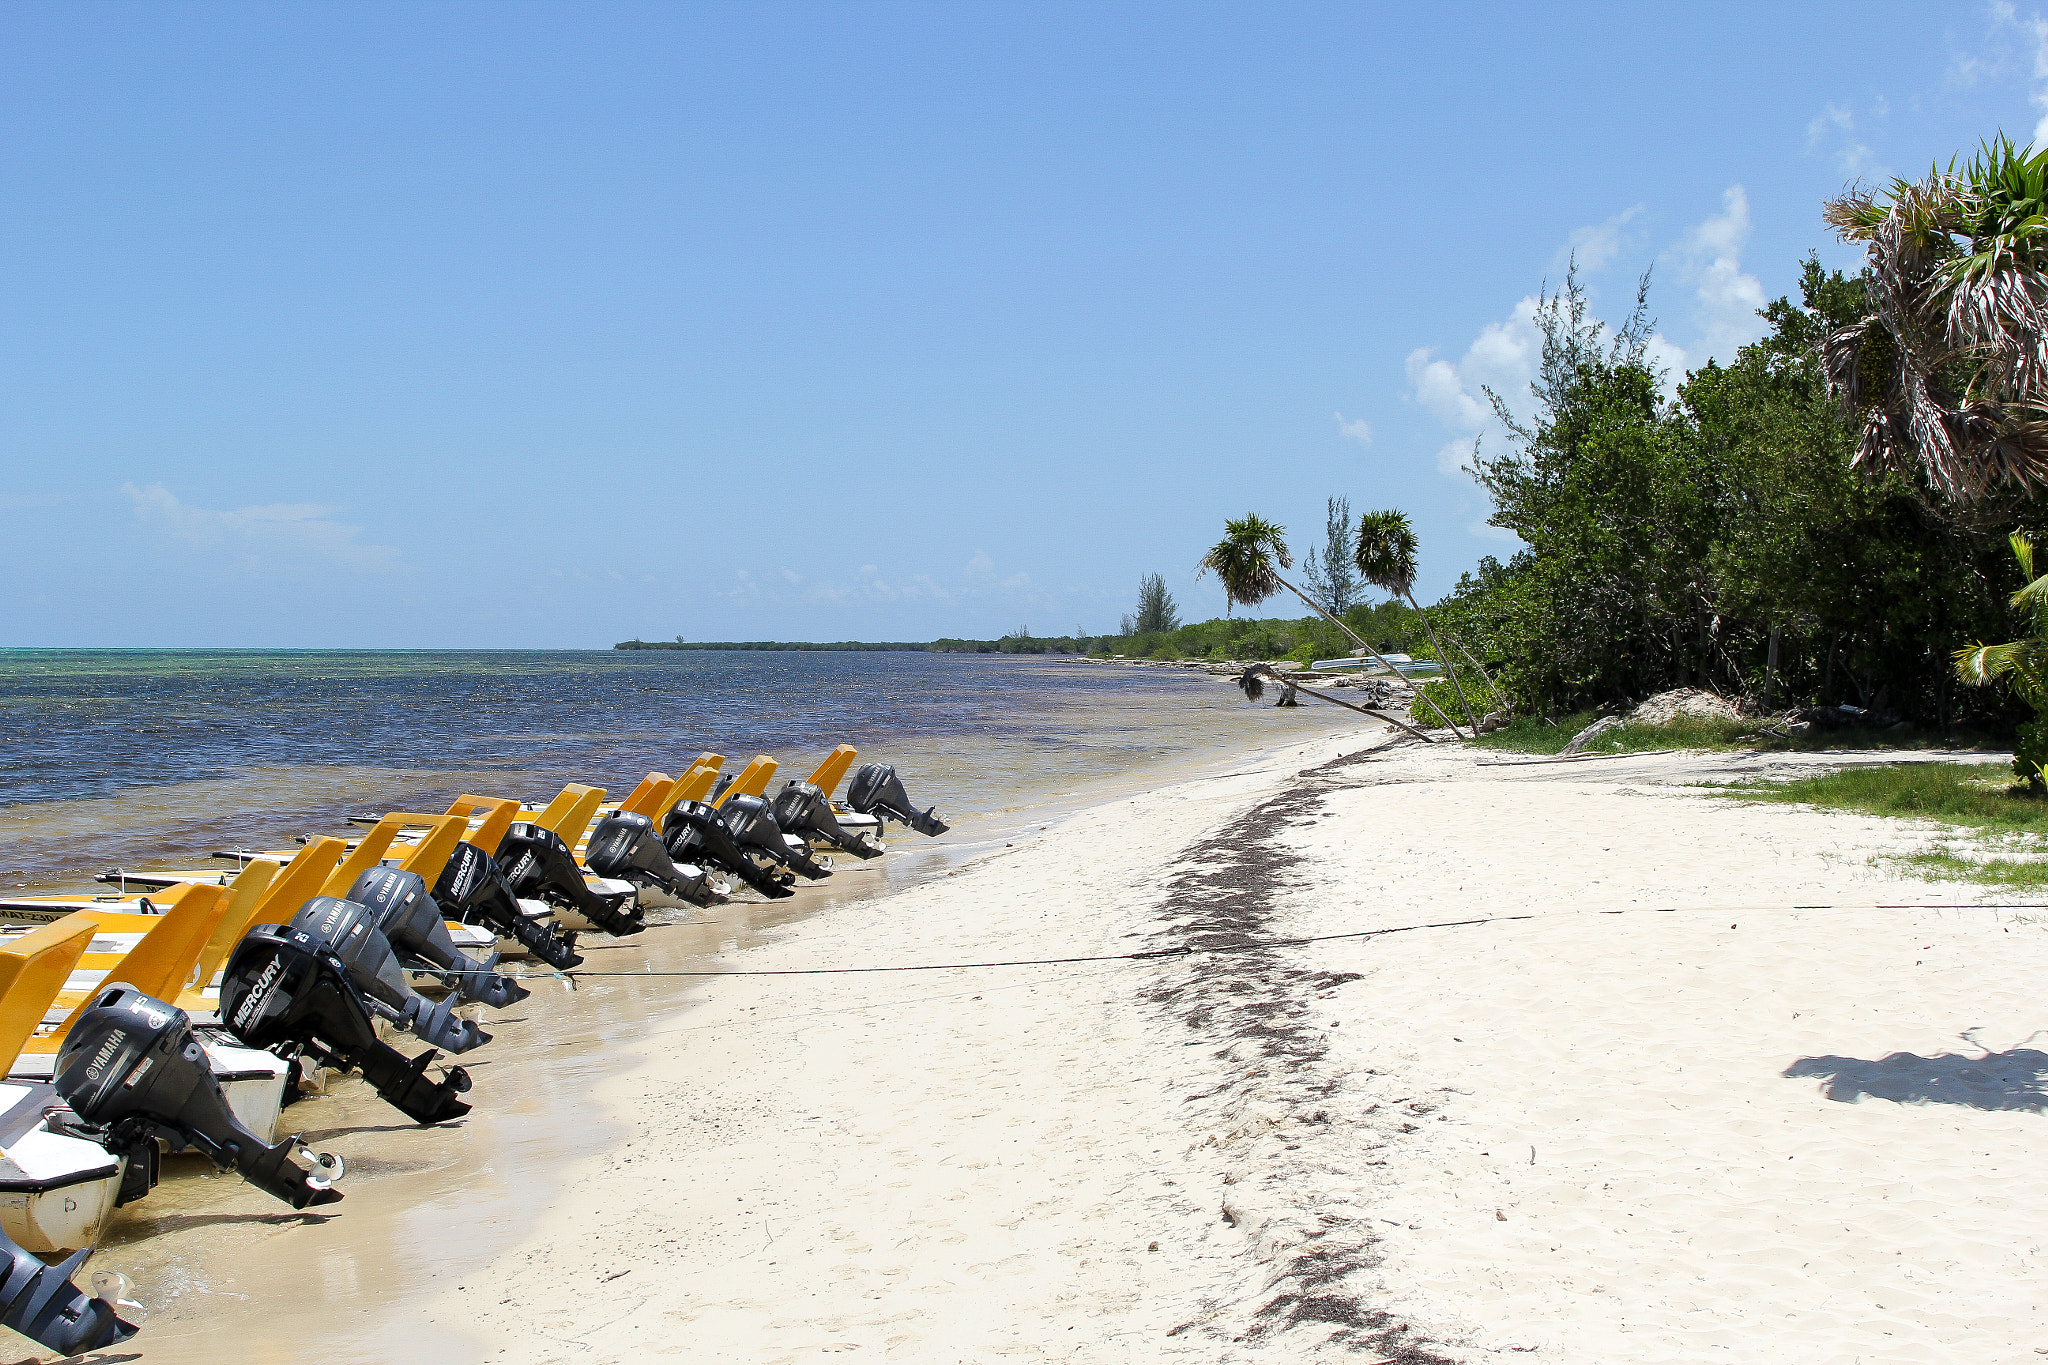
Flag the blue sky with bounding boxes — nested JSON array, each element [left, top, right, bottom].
[[5, 2, 2046, 647]]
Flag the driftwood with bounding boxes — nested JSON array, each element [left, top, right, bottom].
[[1235, 664, 1434, 743]]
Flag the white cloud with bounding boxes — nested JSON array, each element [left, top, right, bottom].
[[1552, 204, 1644, 276], [1805, 102, 1874, 175], [1665, 185, 1768, 365], [965, 550, 994, 576], [1334, 411, 1374, 444], [122, 482, 403, 576]]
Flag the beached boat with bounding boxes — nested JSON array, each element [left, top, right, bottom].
[[1309, 652, 1443, 676]]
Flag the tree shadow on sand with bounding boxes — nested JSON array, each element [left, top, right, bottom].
[[1784, 1047, 2048, 1111]]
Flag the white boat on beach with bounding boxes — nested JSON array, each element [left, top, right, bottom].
[[1309, 652, 1443, 676]]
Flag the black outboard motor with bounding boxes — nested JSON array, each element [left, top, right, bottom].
[[0, 1237, 137, 1355], [56, 987, 344, 1213], [847, 763, 949, 836], [720, 794, 831, 881], [346, 867, 529, 1009], [586, 812, 722, 906], [434, 841, 584, 969], [288, 896, 489, 1054], [220, 924, 472, 1125], [497, 822, 645, 936], [772, 781, 882, 859], [662, 801, 795, 899]]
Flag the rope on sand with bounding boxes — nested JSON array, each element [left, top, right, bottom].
[[536, 901, 2046, 979]]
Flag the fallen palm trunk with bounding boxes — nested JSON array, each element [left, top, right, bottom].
[[1235, 664, 1434, 743]]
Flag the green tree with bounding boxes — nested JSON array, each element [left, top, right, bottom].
[[1355, 508, 1480, 731], [1956, 533, 2048, 788]]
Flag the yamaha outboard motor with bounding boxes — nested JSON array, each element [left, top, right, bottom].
[[347, 867, 529, 1009], [772, 781, 882, 860], [847, 763, 949, 837], [56, 987, 344, 1213], [220, 924, 472, 1125], [497, 822, 645, 936], [0, 1236, 137, 1355], [662, 801, 795, 900], [586, 812, 722, 906], [719, 794, 831, 881], [434, 841, 583, 969], [288, 896, 489, 1054]]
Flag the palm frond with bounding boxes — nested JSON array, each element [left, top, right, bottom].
[[1197, 513, 1291, 611], [1353, 509, 1419, 597]]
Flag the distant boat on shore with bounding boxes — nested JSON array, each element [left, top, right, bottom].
[[1310, 652, 1442, 677]]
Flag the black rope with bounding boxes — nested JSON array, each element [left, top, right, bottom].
[[532, 901, 2041, 979]]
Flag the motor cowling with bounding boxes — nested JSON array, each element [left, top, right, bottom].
[[220, 923, 472, 1125], [55, 987, 343, 1212], [847, 763, 948, 837], [0, 1238, 137, 1355], [719, 795, 830, 880], [772, 781, 881, 859], [288, 896, 489, 1054], [586, 812, 721, 906], [433, 841, 583, 969], [661, 801, 795, 899], [346, 866, 529, 1008], [497, 822, 645, 937]]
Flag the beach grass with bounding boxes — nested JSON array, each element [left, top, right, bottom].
[[1718, 762, 2048, 892], [1474, 711, 1999, 757]]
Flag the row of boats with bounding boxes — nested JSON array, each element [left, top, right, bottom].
[[0, 745, 946, 1355]]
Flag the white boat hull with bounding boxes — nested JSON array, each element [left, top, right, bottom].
[[0, 1083, 122, 1255]]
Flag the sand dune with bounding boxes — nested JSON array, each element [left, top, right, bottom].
[[413, 734, 2045, 1364]]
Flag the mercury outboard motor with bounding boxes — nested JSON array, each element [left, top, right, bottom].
[[772, 781, 882, 859], [220, 923, 472, 1125], [662, 801, 795, 899], [434, 841, 583, 969], [720, 794, 831, 880], [346, 867, 529, 1009], [497, 822, 644, 936], [847, 763, 949, 837], [56, 988, 344, 1214], [288, 896, 489, 1054], [0, 1236, 137, 1355], [586, 812, 722, 906]]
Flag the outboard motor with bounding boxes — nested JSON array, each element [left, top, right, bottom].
[[0, 1237, 138, 1354], [772, 781, 882, 859], [56, 987, 344, 1213], [288, 896, 489, 1054], [720, 794, 831, 881], [434, 841, 584, 969], [586, 812, 722, 906], [497, 822, 644, 936], [220, 923, 472, 1125], [847, 764, 949, 837], [661, 801, 795, 900], [346, 867, 529, 1009]]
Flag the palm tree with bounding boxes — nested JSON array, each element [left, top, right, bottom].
[[1354, 509, 1480, 733], [1197, 513, 1465, 736], [1823, 136, 2048, 500], [1956, 532, 2048, 790]]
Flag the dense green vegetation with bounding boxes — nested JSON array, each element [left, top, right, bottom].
[[1085, 600, 1426, 664], [1429, 258, 2045, 734]]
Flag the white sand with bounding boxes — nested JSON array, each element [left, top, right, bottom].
[[412, 733, 2048, 1364]]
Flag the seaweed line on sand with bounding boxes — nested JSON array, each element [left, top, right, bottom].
[[1146, 741, 1464, 1362]]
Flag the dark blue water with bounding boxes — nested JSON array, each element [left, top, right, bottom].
[[0, 649, 1337, 888]]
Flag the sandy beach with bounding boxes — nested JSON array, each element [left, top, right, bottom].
[[184, 724, 2024, 1365]]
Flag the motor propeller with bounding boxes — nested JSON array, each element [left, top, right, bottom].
[[220, 924, 472, 1126], [433, 840, 584, 969], [55, 987, 345, 1212], [346, 866, 530, 1008], [0, 1237, 137, 1355], [847, 764, 948, 837], [497, 822, 645, 937]]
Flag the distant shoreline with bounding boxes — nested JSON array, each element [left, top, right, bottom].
[[613, 638, 1086, 654]]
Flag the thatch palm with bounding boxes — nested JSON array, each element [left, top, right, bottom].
[[1354, 509, 1480, 733], [1956, 532, 2048, 788], [1823, 136, 2048, 499], [1198, 513, 1462, 736]]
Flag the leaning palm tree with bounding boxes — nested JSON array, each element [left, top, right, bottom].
[[1197, 512, 1465, 736], [1354, 509, 1480, 734], [1956, 532, 2048, 790], [1823, 136, 2048, 500]]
